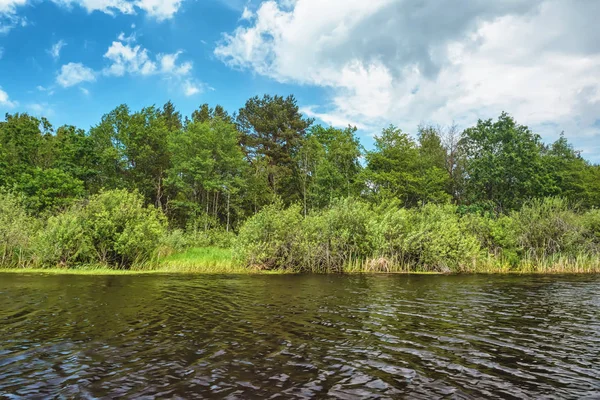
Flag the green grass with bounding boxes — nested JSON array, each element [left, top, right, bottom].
[[158, 247, 249, 273], [2, 247, 600, 275]]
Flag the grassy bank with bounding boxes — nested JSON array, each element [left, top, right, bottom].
[[2, 246, 600, 275]]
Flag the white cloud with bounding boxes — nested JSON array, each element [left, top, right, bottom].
[[27, 102, 54, 116], [0, 87, 16, 107], [103, 40, 157, 76], [80, 87, 90, 95], [240, 6, 253, 20], [36, 85, 55, 95], [135, 0, 182, 21], [51, 0, 183, 19], [0, 0, 27, 14], [158, 51, 192, 75], [183, 79, 201, 96], [103, 34, 201, 96], [48, 39, 66, 60], [103, 39, 194, 79], [0, 0, 27, 33], [216, 0, 600, 160], [51, 0, 135, 15], [56, 62, 96, 87], [117, 31, 136, 43]]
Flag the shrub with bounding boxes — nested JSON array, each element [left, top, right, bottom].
[[513, 197, 590, 259], [33, 206, 92, 267], [0, 191, 37, 267], [302, 198, 375, 272], [234, 201, 303, 270], [157, 229, 190, 258], [461, 212, 520, 266], [82, 189, 167, 267], [581, 209, 600, 247], [399, 204, 480, 272]]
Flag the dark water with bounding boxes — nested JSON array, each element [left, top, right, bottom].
[[0, 274, 599, 399]]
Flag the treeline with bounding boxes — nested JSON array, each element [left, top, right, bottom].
[[1, 94, 600, 271]]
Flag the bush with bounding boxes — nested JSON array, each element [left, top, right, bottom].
[[157, 229, 189, 258], [398, 204, 480, 271], [461, 212, 520, 266], [183, 228, 237, 249], [33, 206, 92, 267], [581, 209, 600, 247], [0, 191, 37, 267], [513, 197, 590, 259], [83, 189, 167, 267], [302, 198, 375, 272], [234, 199, 480, 272], [234, 201, 303, 269]]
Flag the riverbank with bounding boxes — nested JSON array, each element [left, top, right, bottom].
[[1, 247, 599, 275]]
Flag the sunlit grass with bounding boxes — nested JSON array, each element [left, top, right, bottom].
[[2, 247, 600, 275]]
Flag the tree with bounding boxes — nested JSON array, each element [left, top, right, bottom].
[[236, 94, 313, 203], [16, 168, 85, 214], [459, 112, 548, 210], [297, 125, 363, 212], [417, 126, 452, 204], [167, 118, 247, 230], [0, 113, 52, 186], [161, 100, 183, 132], [364, 125, 449, 207], [88, 105, 171, 208], [52, 125, 97, 188]]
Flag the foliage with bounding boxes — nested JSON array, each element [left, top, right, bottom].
[[2, 101, 600, 273], [82, 189, 167, 267], [33, 206, 92, 267], [459, 113, 549, 210], [0, 191, 37, 268], [234, 201, 304, 269], [237, 94, 313, 203], [512, 198, 590, 259], [16, 168, 85, 214], [364, 125, 450, 206]]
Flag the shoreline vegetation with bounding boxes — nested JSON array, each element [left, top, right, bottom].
[[2, 95, 600, 275]]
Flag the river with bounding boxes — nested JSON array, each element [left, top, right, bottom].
[[0, 274, 599, 398]]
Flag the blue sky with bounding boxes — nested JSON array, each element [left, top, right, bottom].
[[1, 0, 599, 160]]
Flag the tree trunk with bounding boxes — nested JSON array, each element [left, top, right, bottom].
[[226, 191, 231, 232]]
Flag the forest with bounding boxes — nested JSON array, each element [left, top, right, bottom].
[[1, 94, 600, 273]]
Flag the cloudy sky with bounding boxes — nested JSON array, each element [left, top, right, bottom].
[[1, 0, 599, 160]]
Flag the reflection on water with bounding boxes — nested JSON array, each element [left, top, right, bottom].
[[0, 274, 599, 398]]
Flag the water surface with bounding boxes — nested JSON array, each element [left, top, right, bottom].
[[1, 274, 599, 398]]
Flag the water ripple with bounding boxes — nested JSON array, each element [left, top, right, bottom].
[[0, 274, 599, 399]]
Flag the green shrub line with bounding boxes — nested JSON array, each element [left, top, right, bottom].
[[1, 191, 600, 274]]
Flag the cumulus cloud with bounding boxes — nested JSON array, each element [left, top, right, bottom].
[[103, 40, 157, 76], [56, 62, 96, 87], [0, 87, 16, 107], [216, 0, 600, 159], [48, 39, 66, 60], [158, 51, 192, 75], [50, 0, 183, 19], [183, 79, 201, 96], [240, 6, 252, 20], [135, 0, 183, 21], [103, 35, 193, 79], [103, 34, 201, 96]]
